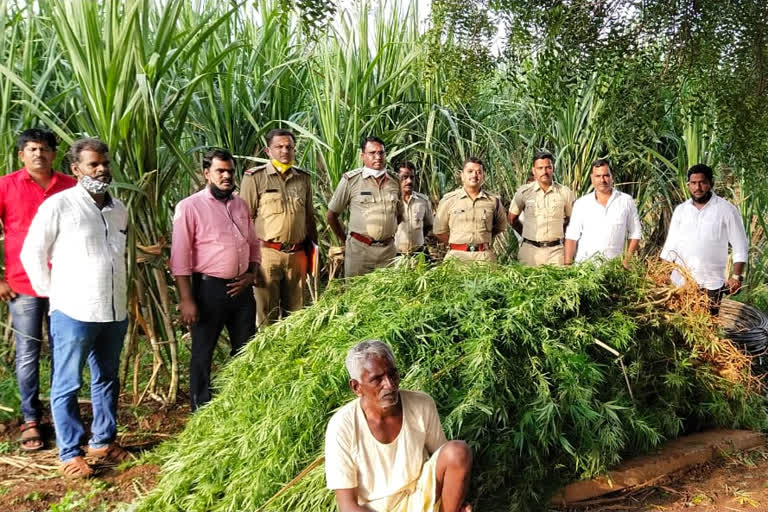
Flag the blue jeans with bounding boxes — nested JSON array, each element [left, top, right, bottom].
[[49, 310, 127, 462], [9, 294, 50, 422]]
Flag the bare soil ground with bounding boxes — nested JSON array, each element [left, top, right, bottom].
[[2, 403, 768, 511], [553, 445, 768, 512], [0, 396, 189, 512]]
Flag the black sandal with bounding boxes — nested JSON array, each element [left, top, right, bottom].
[[19, 421, 43, 451]]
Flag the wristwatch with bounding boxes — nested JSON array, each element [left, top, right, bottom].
[[730, 274, 744, 282]]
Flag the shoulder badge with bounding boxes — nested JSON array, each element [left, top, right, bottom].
[[244, 164, 267, 176], [342, 168, 363, 180]]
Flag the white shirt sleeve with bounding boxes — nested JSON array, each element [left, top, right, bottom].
[[324, 411, 358, 490], [20, 199, 58, 296], [660, 206, 681, 262], [627, 199, 642, 240], [726, 203, 749, 263], [564, 200, 584, 241], [424, 396, 448, 455]]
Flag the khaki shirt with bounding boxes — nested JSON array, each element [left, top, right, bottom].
[[509, 182, 575, 242], [240, 162, 316, 244], [327, 169, 403, 241], [434, 188, 507, 245], [395, 192, 433, 253]]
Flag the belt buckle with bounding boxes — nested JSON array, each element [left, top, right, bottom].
[[280, 242, 292, 251], [468, 244, 478, 252], [371, 240, 384, 247]]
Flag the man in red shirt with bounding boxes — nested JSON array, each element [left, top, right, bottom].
[[0, 128, 76, 450], [170, 148, 261, 410]]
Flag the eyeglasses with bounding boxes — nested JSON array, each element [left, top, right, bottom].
[[364, 151, 386, 157]]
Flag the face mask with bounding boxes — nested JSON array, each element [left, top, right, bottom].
[[209, 183, 234, 200], [271, 159, 294, 174], [80, 174, 111, 194]]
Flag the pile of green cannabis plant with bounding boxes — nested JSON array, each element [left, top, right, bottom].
[[138, 259, 767, 512]]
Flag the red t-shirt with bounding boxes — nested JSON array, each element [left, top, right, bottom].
[[0, 168, 77, 296]]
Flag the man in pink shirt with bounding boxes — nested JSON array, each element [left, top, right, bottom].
[[170, 148, 261, 410], [0, 128, 76, 450]]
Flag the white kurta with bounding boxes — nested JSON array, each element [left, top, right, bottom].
[[325, 390, 448, 512], [565, 189, 642, 262], [660, 193, 748, 290]]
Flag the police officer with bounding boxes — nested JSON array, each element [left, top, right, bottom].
[[434, 157, 507, 262], [326, 136, 404, 277], [394, 161, 433, 255], [241, 129, 317, 327], [508, 151, 576, 266]]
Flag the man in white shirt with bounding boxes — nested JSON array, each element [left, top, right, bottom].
[[660, 164, 748, 313], [564, 159, 642, 267], [325, 340, 472, 512], [21, 138, 131, 478]]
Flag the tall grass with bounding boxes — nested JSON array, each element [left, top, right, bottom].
[[0, 0, 765, 408]]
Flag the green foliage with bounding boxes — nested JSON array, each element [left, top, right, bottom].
[[139, 261, 767, 512]]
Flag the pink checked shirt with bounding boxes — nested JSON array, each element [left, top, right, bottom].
[[170, 188, 260, 279]]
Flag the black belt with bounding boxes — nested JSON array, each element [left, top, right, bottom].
[[523, 238, 563, 248], [195, 273, 238, 284]]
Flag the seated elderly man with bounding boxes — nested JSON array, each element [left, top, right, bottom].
[[325, 340, 473, 512]]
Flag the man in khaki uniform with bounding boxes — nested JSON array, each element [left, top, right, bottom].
[[327, 136, 404, 277], [394, 161, 433, 255], [241, 129, 317, 327], [508, 151, 576, 266], [434, 157, 507, 262]]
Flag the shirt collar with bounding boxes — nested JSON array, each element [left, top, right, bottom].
[[457, 187, 488, 199], [592, 188, 619, 205], [266, 161, 296, 180], [362, 167, 388, 180], [203, 185, 235, 202], [686, 192, 719, 209]]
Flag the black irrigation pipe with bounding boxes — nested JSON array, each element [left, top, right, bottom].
[[720, 299, 768, 356]]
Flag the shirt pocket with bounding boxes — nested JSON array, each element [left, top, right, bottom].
[[479, 205, 495, 232], [260, 195, 284, 216]]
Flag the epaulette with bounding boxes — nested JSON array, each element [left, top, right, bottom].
[[412, 191, 430, 201], [292, 166, 309, 176], [342, 168, 363, 180], [442, 188, 461, 200], [244, 164, 267, 176]]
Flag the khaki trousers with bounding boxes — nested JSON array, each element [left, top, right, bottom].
[[517, 242, 564, 266], [254, 247, 307, 328], [444, 249, 496, 262], [344, 237, 396, 277]]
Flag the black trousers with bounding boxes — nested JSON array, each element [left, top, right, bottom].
[[704, 285, 729, 316], [189, 274, 255, 410]]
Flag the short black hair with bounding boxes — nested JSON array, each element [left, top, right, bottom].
[[591, 158, 612, 172], [532, 151, 554, 166], [203, 148, 234, 170], [687, 163, 714, 184], [18, 128, 57, 152], [266, 129, 296, 146], [395, 161, 416, 174], [69, 138, 109, 164], [361, 136, 386, 152], [462, 156, 485, 171]]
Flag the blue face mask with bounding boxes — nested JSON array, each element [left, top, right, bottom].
[[79, 174, 111, 194]]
